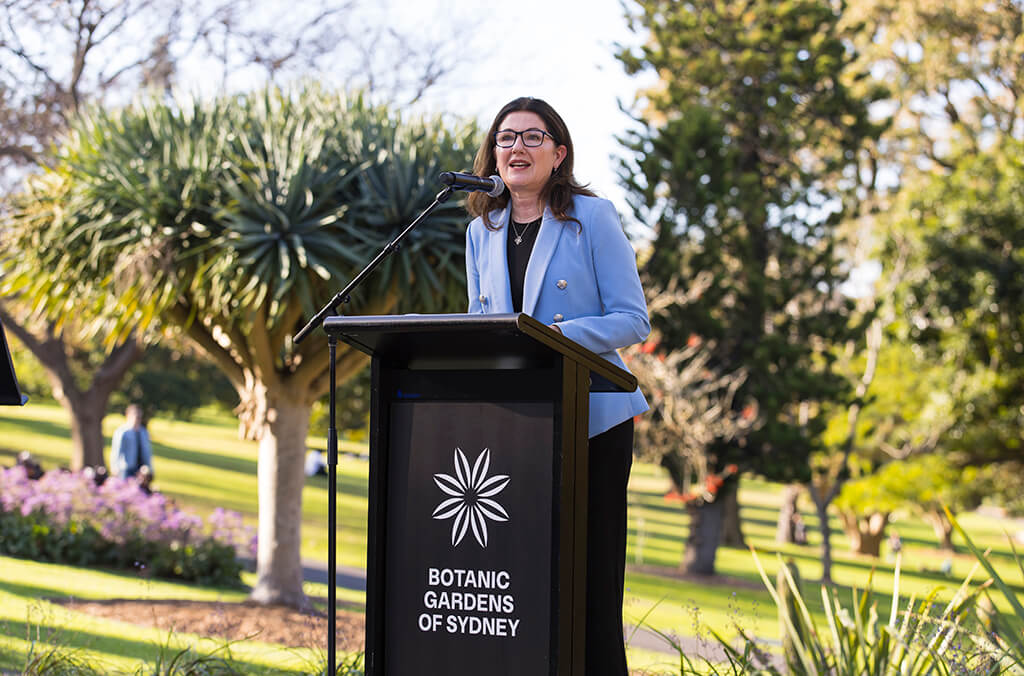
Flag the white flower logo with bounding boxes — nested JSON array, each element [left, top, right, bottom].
[[432, 447, 510, 548]]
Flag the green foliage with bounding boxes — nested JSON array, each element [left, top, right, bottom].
[[833, 472, 901, 519], [0, 509, 104, 566], [835, 455, 975, 517], [309, 365, 371, 436], [0, 506, 244, 588], [0, 467, 248, 587], [973, 461, 1024, 517], [947, 508, 1024, 672], [110, 344, 238, 421], [21, 642, 105, 676], [848, 0, 1023, 170], [763, 551, 998, 675], [131, 637, 246, 676], [820, 340, 956, 461], [62, 86, 471, 334], [886, 141, 1024, 468], [617, 0, 888, 482], [654, 548, 1007, 675], [861, 1, 1023, 514], [2, 85, 478, 396]]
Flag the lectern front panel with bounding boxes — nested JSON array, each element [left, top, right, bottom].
[[382, 400, 555, 675]]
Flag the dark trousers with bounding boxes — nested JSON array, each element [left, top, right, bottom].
[[585, 419, 633, 676]]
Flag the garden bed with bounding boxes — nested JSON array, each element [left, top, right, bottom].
[[55, 597, 365, 652]]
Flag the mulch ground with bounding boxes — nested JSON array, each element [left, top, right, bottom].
[[55, 597, 365, 652]]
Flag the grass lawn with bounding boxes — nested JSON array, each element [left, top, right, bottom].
[[0, 555, 346, 674], [2, 402, 1023, 674]]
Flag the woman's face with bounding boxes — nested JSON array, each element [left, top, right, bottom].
[[494, 111, 567, 199]]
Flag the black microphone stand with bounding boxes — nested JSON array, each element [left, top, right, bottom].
[[293, 185, 455, 675]]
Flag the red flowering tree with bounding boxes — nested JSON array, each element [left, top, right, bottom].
[[626, 277, 759, 574]]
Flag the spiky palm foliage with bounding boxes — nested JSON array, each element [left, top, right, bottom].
[[4, 85, 478, 605], [0, 172, 148, 469]]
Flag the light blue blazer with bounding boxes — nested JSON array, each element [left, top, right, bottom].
[[466, 193, 650, 437]]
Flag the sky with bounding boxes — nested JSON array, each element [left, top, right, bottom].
[[359, 0, 652, 215], [172, 0, 652, 227]]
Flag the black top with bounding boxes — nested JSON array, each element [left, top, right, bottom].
[[507, 217, 542, 312]]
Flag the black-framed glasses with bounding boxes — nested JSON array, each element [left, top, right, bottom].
[[494, 128, 557, 148]]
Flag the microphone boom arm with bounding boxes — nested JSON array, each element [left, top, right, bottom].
[[293, 185, 455, 344]]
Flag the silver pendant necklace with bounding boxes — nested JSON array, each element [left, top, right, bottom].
[[511, 218, 537, 246]]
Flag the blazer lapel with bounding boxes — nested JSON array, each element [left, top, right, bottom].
[[487, 207, 514, 313], [522, 208, 563, 316]]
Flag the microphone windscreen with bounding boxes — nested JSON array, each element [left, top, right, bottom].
[[486, 175, 505, 197]]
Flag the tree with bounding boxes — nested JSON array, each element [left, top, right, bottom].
[[112, 343, 238, 421], [617, 0, 887, 574], [0, 0, 467, 470], [887, 146, 1024, 466], [0, 0, 467, 180], [627, 274, 760, 574], [855, 0, 1023, 484], [0, 172, 146, 468], [805, 315, 881, 578], [845, 0, 1022, 174], [0, 304, 143, 467], [884, 455, 978, 552], [832, 471, 895, 557], [834, 455, 978, 554], [4, 87, 478, 606]]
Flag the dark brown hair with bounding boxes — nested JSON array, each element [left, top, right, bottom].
[[466, 96, 595, 229]]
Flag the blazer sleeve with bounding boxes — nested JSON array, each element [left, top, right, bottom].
[[554, 199, 650, 354], [465, 220, 483, 313]]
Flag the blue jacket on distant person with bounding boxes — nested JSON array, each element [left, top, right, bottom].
[[110, 405, 153, 479], [466, 193, 650, 437]]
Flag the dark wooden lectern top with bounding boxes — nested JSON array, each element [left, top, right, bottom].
[[323, 312, 636, 394]]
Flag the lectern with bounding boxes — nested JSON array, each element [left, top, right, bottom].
[[323, 312, 636, 676]]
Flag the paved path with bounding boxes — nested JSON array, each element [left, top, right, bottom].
[[302, 559, 367, 591]]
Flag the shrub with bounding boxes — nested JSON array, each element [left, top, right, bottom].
[[0, 465, 254, 587], [947, 508, 1024, 672], [648, 542, 1020, 675]]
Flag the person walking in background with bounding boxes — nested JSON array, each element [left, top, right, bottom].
[[464, 96, 650, 676], [110, 403, 153, 480], [888, 529, 902, 561]]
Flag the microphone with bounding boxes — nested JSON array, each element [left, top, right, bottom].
[[438, 171, 505, 197]]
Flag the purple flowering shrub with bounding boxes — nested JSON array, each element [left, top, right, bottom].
[[0, 465, 256, 587]]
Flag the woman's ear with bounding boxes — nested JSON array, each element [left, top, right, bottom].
[[554, 145, 567, 171]]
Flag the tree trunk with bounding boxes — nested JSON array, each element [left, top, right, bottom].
[[808, 485, 836, 584], [838, 510, 889, 557], [924, 510, 955, 552], [249, 387, 312, 608], [47, 339, 144, 470], [719, 478, 745, 547], [660, 453, 685, 492], [64, 392, 108, 469], [776, 484, 802, 544], [683, 498, 724, 575], [0, 304, 143, 470]]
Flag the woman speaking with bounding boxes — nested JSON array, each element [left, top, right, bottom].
[[464, 96, 650, 675]]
